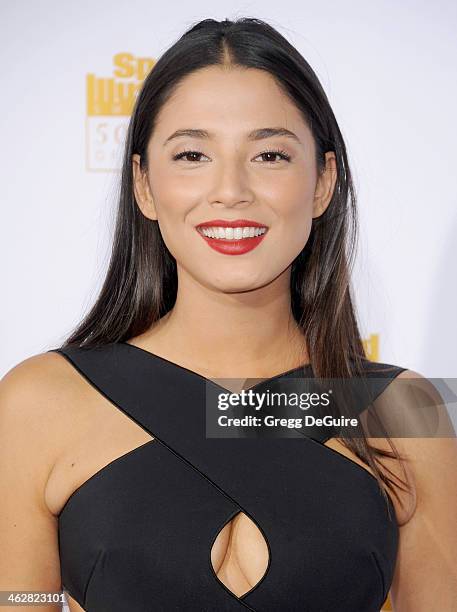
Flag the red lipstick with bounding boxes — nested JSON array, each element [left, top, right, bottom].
[[195, 219, 268, 255]]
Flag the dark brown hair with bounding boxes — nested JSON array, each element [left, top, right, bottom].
[[61, 17, 410, 514]]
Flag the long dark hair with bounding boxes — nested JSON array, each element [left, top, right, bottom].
[[61, 17, 409, 511]]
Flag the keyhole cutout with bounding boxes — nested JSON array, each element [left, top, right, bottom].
[[210, 511, 270, 598]]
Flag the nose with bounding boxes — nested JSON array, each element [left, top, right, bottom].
[[208, 161, 255, 209]]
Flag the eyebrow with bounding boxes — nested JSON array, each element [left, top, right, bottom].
[[163, 127, 302, 145]]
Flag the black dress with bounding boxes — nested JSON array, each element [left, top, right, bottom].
[[49, 342, 407, 611]]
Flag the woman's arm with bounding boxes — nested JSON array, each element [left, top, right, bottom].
[[0, 356, 63, 611], [390, 370, 457, 610]]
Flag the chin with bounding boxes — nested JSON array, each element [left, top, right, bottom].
[[207, 275, 273, 294]]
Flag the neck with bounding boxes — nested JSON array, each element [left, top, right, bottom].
[[141, 266, 309, 378]]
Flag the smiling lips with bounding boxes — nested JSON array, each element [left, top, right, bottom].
[[195, 219, 269, 255]]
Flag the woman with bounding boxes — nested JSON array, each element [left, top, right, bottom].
[[1, 17, 456, 612]]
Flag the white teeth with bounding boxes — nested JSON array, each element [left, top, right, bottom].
[[200, 226, 267, 240]]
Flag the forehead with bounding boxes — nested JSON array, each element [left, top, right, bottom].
[[152, 66, 312, 143]]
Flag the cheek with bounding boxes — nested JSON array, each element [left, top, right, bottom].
[[271, 210, 313, 261], [149, 168, 196, 239], [266, 179, 315, 244]]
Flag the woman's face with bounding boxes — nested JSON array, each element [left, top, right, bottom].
[[132, 66, 336, 293]]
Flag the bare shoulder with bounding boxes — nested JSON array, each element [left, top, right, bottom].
[[393, 366, 457, 464], [396, 368, 421, 378], [0, 350, 85, 596], [389, 370, 457, 606], [362, 367, 455, 526], [392, 367, 455, 439], [0, 350, 86, 467], [376, 368, 457, 520], [1, 349, 80, 392]]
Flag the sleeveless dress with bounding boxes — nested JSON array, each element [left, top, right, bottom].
[[48, 342, 407, 611]]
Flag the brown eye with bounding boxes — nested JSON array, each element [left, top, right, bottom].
[[254, 149, 291, 163], [173, 150, 209, 162]]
